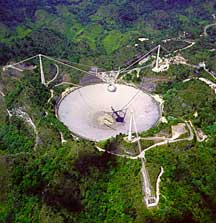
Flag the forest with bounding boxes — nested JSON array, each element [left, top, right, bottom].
[[0, 0, 216, 222]]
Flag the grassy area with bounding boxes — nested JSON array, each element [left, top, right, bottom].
[[75, 24, 103, 51], [0, 97, 8, 125], [102, 30, 128, 55]]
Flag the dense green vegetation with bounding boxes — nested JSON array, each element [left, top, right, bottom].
[[0, 117, 34, 153], [159, 79, 216, 127], [1, 0, 216, 68], [0, 0, 216, 223]]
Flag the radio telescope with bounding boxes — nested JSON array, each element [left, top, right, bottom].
[[2, 53, 162, 142], [57, 83, 161, 141]]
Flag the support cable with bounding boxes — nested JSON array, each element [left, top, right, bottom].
[[121, 88, 141, 110], [119, 45, 159, 74], [5, 55, 39, 67]]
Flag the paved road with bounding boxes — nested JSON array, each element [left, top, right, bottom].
[[137, 121, 193, 159]]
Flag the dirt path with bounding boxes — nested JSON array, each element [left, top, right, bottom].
[[204, 67, 216, 80], [47, 64, 60, 86], [137, 121, 193, 159], [60, 132, 67, 144], [47, 89, 54, 104], [146, 166, 164, 207], [188, 120, 208, 142], [204, 23, 216, 36], [198, 77, 216, 93], [173, 40, 196, 53], [10, 108, 39, 151], [0, 90, 5, 97]]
